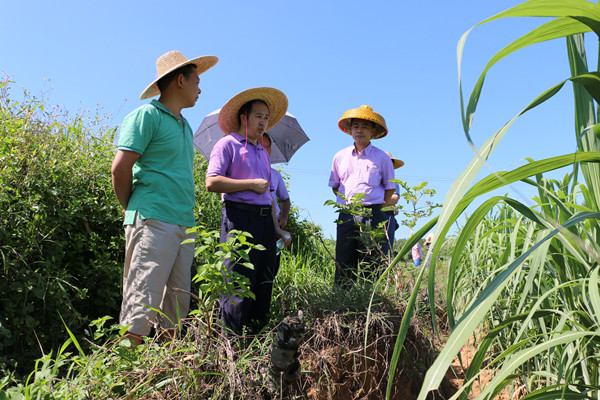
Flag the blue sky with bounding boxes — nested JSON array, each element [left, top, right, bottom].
[[2, 0, 593, 239]]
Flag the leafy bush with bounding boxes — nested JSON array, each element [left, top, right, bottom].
[[0, 81, 124, 376]]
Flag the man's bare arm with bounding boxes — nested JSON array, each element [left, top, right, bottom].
[[206, 175, 269, 194], [383, 189, 395, 205], [111, 150, 140, 210], [278, 198, 291, 228]]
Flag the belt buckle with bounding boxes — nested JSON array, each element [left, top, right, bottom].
[[259, 207, 270, 217]]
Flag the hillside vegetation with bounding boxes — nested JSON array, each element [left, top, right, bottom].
[[0, 80, 451, 399]]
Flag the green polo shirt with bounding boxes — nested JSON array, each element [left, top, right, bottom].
[[118, 100, 196, 227]]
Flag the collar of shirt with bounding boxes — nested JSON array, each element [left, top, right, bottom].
[[230, 132, 264, 150], [351, 142, 373, 156], [150, 99, 186, 124]]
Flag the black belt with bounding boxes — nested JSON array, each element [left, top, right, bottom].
[[224, 200, 272, 217]]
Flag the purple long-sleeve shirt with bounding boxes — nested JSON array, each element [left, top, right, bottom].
[[206, 132, 273, 205], [328, 143, 395, 206]]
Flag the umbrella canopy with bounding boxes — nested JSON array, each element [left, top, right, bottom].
[[193, 109, 309, 164]]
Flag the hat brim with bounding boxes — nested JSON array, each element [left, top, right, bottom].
[[391, 158, 404, 169], [338, 109, 388, 139], [139, 55, 218, 100], [218, 87, 288, 135]]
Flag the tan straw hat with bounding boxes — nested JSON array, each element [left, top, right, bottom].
[[139, 50, 218, 100], [386, 152, 405, 169], [218, 87, 288, 135], [425, 233, 434, 245], [338, 105, 388, 139]]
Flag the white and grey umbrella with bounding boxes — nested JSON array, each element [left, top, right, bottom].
[[193, 109, 309, 164]]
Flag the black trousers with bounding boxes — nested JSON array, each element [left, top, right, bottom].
[[335, 205, 391, 284], [383, 210, 397, 251], [219, 204, 277, 335]]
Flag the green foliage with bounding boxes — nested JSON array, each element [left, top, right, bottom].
[[281, 205, 325, 254], [324, 192, 372, 217], [324, 192, 391, 270], [384, 1, 600, 399], [394, 179, 441, 235], [0, 78, 330, 385], [188, 227, 259, 335], [0, 224, 335, 400], [0, 82, 124, 377], [193, 157, 223, 231]]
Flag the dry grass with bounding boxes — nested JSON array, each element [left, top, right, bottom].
[[75, 291, 459, 400]]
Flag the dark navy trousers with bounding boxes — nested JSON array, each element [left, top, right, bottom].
[[219, 205, 277, 335], [383, 210, 397, 251], [335, 205, 392, 284]]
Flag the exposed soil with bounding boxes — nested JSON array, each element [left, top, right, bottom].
[[441, 333, 523, 400], [270, 300, 522, 399], [269, 299, 459, 400]]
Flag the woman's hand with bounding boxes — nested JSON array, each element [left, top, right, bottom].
[[276, 229, 292, 247]]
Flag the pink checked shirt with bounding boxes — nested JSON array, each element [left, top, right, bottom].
[[411, 242, 423, 261], [328, 143, 395, 206]]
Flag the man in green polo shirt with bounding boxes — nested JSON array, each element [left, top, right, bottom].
[[111, 50, 217, 345]]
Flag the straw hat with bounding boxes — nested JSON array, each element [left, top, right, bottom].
[[386, 152, 404, 169], [218, 87, 288, 135], [338, 105, 388, 139], [139, 50, 218, 100], [425, 233, 434, 245]]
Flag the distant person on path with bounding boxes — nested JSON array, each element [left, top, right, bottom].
[[329, 105, 395, 284], [424, 233, 434, 268], [111, 50, 218, 346], [382, 152, 404, 255], [206, 87, 292, 336], [411, 241, 423, 267]]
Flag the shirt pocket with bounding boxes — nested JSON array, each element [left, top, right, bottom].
[[361, 164, 381, 186]]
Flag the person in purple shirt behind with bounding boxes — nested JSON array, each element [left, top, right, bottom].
[[206, 87, 292, 336], [329, 105, 395, 284], [262, 133, 291, 229], [262, 132, 291, 273]]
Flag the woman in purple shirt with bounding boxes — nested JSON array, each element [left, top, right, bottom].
[[206, 87, 292, 336], [328, 105, 395, 284]]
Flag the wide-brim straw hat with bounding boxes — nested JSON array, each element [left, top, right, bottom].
[[386, 152, 405, 169], [338, 105, 388, 139], [139, 50, 218, 100], [218, 87, 288, 135], [425, 233, 434, 245]]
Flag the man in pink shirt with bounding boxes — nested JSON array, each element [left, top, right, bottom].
[[206, 87, 292, 336], [411, 242, 423, 267], [329, 105, 395, 284]]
